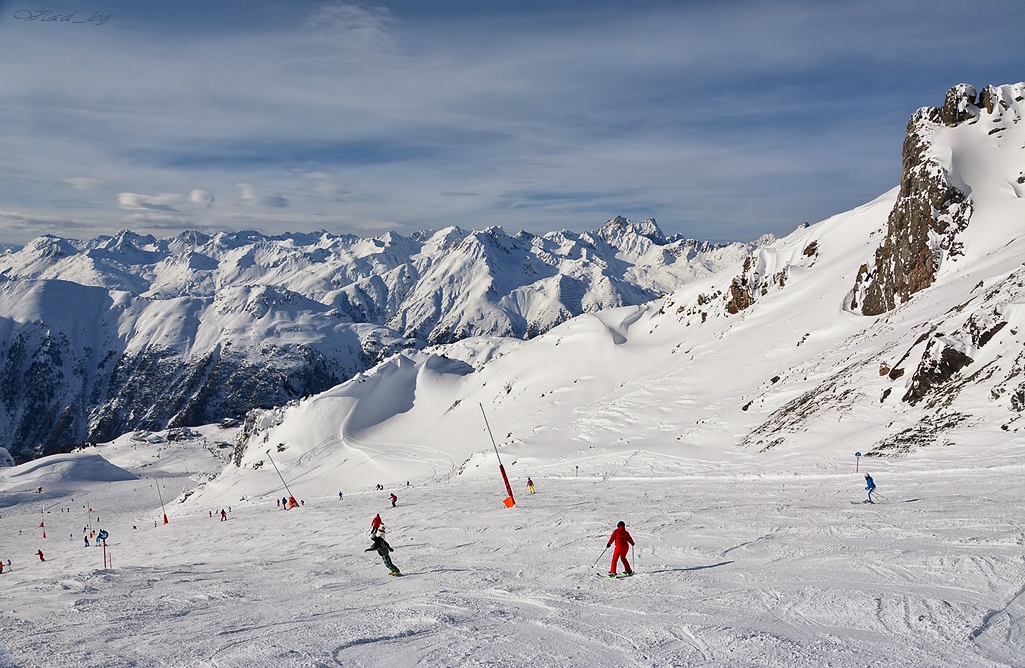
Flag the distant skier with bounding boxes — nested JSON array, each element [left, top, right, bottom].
[[338, 491, 344, 500], [864, 474, 876, 503], [220, 509, 227, 521], [371, 514, 383, 536], [389, 493, 397, 507], [84, 536, 89, 547], [607, 521, 635, 577], [36, 550, 45, 562], [527, 478, 536, 494], [365, 529, 400, 575]]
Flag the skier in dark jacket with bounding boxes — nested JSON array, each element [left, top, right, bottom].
[[607, 521, 635, 576], [365, 529, 400, 575]]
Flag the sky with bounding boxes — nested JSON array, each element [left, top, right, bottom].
[[0, 0, 1022, 246]]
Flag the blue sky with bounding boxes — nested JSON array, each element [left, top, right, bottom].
[[0, 0, 1022, 245]]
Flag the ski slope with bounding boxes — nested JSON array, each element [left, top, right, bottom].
[[0, 434, 1022, 667]]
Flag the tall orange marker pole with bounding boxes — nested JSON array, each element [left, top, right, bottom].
[[480, 403, 515, 508]]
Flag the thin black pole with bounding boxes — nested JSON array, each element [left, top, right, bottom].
[[155, 479, 168, 524], [480, 403, 515, 506], [266, 450, 295, 501]]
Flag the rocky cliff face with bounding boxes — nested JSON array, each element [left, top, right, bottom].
[[733, 81, 1025, 454], [0, 220, 761, 462], [851, 84, 988, 316]]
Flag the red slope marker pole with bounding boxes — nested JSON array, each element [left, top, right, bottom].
[[480, 403, 515, 508], [155, 479, 169, 525]]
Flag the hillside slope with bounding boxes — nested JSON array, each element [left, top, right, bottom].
[[211, 82, 1025, 503], [0, 220, 764, 461]]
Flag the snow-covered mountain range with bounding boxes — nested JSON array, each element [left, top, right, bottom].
[[212, 81, 1025, 495], [0, 217, 765, 462]]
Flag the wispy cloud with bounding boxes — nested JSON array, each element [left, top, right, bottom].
[[237, 183, 289, 208], [0, 0, 1022, 244], [189, 189, 215, 207], [62, 177, 104, 191], [117, 192, 186, 213], [304, 1, 397, 56]]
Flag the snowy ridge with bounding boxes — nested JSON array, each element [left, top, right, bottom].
[[0, 219, 762, 461]]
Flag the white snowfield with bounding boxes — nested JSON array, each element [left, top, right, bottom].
[[2, 82, 1025, 666], [0, 438, 1022, 667]]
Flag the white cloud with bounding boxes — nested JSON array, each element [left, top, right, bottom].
[[117, 192, 185, 213], [302, 171, 347, 198], [236, 183, 258, 206], [236, 183, 289, 208], [189, 189, 215, 207]]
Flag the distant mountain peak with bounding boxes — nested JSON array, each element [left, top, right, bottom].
[[595, 216, 667, 246]]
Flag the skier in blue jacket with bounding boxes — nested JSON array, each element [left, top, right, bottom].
[[864, 474, 876, 503]]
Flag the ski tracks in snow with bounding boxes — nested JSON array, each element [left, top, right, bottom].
[[1, 460, 1023, 666]]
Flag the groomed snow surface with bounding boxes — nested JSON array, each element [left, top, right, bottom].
[[1, 433, 1022, 667]]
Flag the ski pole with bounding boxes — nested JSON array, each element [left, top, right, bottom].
[[591, 545, 610, 568]]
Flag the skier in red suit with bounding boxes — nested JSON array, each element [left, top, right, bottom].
[[371, 514, 383, 536], [607, 521, 634, 576]]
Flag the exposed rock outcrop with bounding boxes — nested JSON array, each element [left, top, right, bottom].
[[853, 84, 978, 316]]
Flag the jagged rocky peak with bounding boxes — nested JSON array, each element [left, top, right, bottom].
[[924, 82, 1025, 128], [848, 82, 1025, 316], [594, 216, 667, 249], [934, 83, 980, 126]]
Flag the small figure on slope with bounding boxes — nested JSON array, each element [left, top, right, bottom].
[[371, 513, 383, 536], [389, 493, 397, 508], [607, 521, 635, 577], [220, 509, 227, 521], [36, 550, 45, 562], [527, 477, 536, 494], [864, 474, 876, 504], [365, 528, 400, 575]]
